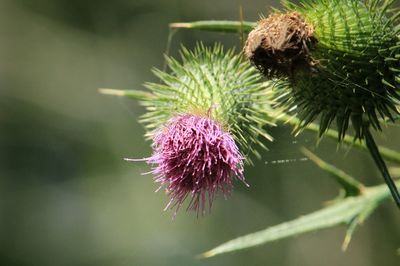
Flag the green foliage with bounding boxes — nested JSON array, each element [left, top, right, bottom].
[[201, 154, 398, 258]]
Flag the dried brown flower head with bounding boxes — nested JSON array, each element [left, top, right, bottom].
[[244, 12, 317, 77]]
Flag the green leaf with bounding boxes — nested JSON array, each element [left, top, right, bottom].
[[201, 181, 396, 258]]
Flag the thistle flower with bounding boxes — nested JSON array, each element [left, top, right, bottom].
[[146, 114, 246, 214], [139, 44, 277, 159], [115, 44, 278, 214], [245, 0, 400, 139]]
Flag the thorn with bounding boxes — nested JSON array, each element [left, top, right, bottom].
[[169, 22, 191, 29], [124, 157, 148, 162], [341, 234, 351, 251], [98, 88, 125, 96], [197, 250, 214, 259]]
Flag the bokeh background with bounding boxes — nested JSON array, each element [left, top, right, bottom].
[[1, 0, 399, 265]]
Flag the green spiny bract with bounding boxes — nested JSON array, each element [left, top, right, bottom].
[[253, 0, 400, 139], [139, 43, 278, 160]]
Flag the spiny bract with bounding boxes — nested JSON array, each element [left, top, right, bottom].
[[267, 0, 400, 139], [139, 43, 278, 159]]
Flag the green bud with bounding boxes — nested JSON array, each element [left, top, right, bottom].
[[246, 0, 400, 139], [125, 43, 279, 160]]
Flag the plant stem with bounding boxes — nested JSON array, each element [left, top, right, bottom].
[[364, 128, 400, 208]]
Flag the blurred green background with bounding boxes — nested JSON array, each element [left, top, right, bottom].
[[1, 0, 399, 265]]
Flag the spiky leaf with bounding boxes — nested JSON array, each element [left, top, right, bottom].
[[201, 179, 397, 258]]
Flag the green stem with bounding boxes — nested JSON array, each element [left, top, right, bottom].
[[364, 128, 400, 208]]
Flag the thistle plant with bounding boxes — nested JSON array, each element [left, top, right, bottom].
[[101, 44, 278, 214], [101, 0, 400, 259]]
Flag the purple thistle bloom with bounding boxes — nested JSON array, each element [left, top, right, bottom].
[[146, 114, 247, 215]]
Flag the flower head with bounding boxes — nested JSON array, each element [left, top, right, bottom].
[[147, 114, 246, 215], [138, 43, 277, 160], [110, 44, 278, 215]]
